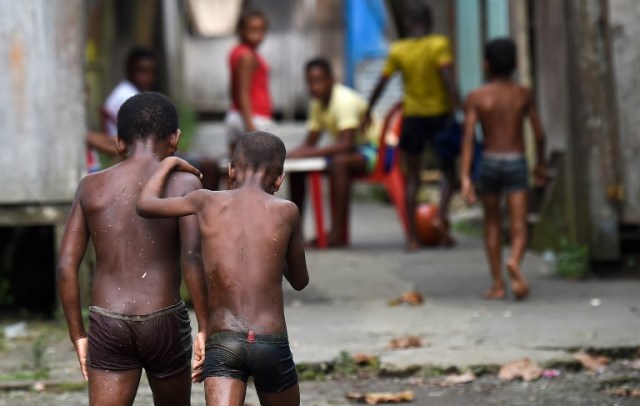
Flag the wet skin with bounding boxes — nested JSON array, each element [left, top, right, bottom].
[[137, 157, 308, 406], [58, 137, 208, 405]]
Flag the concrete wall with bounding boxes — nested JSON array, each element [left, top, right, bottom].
[[0, 1, 85, 204], [609, 0, 640, 223]]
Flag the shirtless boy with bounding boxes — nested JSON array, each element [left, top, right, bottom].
[[57, 92, 208, 405], [460, 38, 546, 300], [137, 132, 309, 406]]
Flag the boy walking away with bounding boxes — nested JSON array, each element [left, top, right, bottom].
[[137, 132, 309, 406], [460, 38, 546, 300], [226, 9, 273, 156], [365, 3, 461, 251], [57, 93, 208, 405]]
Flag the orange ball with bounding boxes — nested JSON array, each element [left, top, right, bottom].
[[415, 203, 440, 246]]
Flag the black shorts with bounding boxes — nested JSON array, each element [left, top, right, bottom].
[[203, 331, 298, 393], [87, 301, 192, 378], [399, 115, 450, 154]]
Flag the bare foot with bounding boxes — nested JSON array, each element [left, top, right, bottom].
[[506, 259, 529, 300], [435, 219, 456, 248], [483, 288, 506, 300], [405, 240, 421, 253]]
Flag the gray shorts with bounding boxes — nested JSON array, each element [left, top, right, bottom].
[[480, 153, 528, 194]]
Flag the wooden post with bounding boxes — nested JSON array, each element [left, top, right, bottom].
[[564, 0, 621, 260]]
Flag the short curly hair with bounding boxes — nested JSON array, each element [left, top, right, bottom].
[[117, 92, 178, 144], [233, 131, 286, 174], [485, 38, 517, 76]]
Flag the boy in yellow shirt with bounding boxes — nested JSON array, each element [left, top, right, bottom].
[[289, 58, 380, 247], [365, 3, 461, 251]]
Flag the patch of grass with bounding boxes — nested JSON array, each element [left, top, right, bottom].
[[47, 381, 88, 393], [0, 370, 48, 382], [555, 239, 591, 279], [296, 362, 331, 381], [452, 219, 483, 239]]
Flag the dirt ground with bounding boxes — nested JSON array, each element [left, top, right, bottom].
[[2, 367, 640, 405], [1, 333, 640, 406]]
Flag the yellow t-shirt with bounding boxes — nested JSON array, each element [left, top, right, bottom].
[[382, 35, 453, 117], [307, 83, 380, 146]]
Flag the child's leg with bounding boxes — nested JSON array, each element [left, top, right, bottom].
[[506, 190, 529, 299], [403, 152, 422, 251], [88, 367, 142, 406], [482, 193, 505, 299], [327, 152, 366, 246], [437, 158, 456, 246], [204, 377, 247, 406], [147, 368, 192, 406], [257, 384, 301, 406]]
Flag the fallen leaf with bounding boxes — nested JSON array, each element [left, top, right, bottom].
[[573, 352, 609, 373], [346, 390, 414, 404], [388, 336, 426, 349], [353, 353, 374, 365], [498, 358, 543, 382], [388, 290, 424, 306], [400, 291, 424, 305], [443, 371, 476, 385], [607, 387, 640, 397]]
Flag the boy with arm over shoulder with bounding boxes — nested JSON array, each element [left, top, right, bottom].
[[137, 131, 309, 406], [460, 38, 546, 300], [57, 92, 208, 405]]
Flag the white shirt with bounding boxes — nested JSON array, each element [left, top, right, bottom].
[[103, 80, 139, 136]]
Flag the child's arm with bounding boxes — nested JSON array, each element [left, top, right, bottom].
[[56, 186, 91, 381], [460, 94, 478, 205], [527, 90, 547, 185], [284, 204, 309, 291], [363, 75, 390, 130], [238, 52, 258, 131], [439, 65, 462, 113], [136, 157, 204, 218]]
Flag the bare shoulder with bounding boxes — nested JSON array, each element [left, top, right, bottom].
[[269, 196, 300, 222], [465, 87, 485, 105], [165, 171, 203, 197]]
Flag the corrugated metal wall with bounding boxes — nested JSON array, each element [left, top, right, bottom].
[[0, 1, 85, 204], [609, 0, 640, 224]]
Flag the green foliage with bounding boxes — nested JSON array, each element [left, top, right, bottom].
[[555, 238, 591, 279], [452, 219, 483, 239], [177, 103, 198, 152]]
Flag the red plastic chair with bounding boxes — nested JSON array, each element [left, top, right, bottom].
[[343, 103, 409, 242]]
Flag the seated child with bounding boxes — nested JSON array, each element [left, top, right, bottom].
[[460, 38, 546, 300], [137, 131, 309, 406]]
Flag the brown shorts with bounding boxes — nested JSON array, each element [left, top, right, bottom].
[[87, 301, 192, 378]]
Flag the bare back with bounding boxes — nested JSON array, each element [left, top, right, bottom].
[[196, 188, 300, 335], [469, 81, 532, 154], [77, 158, 194, 314]]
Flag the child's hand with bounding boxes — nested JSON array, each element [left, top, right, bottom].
[[461, 178, 477, 205], [73, 337, 89, 381], [162, 157, 202, 179], [533, 163, 546, 187], [191, 331, 206, 383]]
